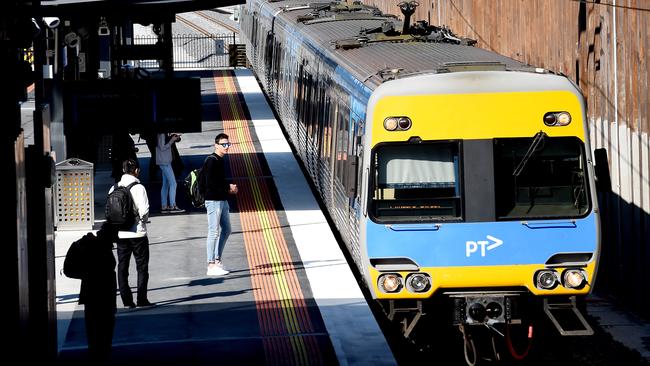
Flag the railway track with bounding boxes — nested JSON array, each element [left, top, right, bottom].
[[176, 11, 239, 36], [196, 10, 239, 34]]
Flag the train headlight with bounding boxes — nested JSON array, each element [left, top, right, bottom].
[[406, 273, 430, 292], [397, 117, 412, 130], [383, 117, 398, 131], [378, 273, 402, 293], [543, 111, 572, 126], [563, 269, 586, 289], [535, 269, 559, 289], [557, 112, 571, 126], [383, 116, 412, 131]]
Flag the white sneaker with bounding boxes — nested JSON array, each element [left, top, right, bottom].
[[207, 266, 229, 276], [214, 260, 230, 275]]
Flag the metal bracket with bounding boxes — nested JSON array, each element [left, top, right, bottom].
[[386, 300, 424, 338], [543, 296, 594, 336]]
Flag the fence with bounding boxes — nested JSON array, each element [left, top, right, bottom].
[[134, 33, 239, 69]]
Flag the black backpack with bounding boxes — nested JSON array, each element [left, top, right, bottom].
[[63, 233, 95, 279], [184, 155, 215, 208], [105, 182, 138, 229]]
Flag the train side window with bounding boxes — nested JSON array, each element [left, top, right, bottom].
[[320, 94, 333, 160], [297, 64, 304, 122], [251, 15, 257, 45], [336, 102, 350, 187], [370, 141, 462, 222], [264, 32, 273, 67], [304, 72, 313, 130], [345, 117, 361, 198], [316, 80, 327, 148], [310, 75, 320, 142], [322, 95, 337, 161], [273, 40, 281, 82]]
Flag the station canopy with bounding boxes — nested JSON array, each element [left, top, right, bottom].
[[39, 0, 244, 21]]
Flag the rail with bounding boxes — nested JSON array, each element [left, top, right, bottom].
[[134, 32, 239, 69]]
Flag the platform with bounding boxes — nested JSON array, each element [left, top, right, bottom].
[[54, 69, 396, 365]]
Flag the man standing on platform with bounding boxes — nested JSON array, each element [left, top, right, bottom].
[[110, 158, 154, 307], [79, 222, 119, 363], [203, 133, 238, 276]]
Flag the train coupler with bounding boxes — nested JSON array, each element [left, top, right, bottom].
[[450, 293, 522, 326]]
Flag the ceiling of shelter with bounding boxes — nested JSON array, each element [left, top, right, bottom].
[[28, 0, 245, 19]]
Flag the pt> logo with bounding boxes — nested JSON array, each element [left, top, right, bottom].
[[466, 235, 503, 257]]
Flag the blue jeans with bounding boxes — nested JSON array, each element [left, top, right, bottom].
[[159, 164, 176, 207], [206, 200, 231, 263]]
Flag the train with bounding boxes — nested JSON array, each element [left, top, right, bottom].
[[241, 0, 605, 362]]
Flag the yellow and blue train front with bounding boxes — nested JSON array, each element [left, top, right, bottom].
[[361, 71, 600, 301]]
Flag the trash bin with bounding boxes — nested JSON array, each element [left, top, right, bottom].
[[55, 158, 94, 230]]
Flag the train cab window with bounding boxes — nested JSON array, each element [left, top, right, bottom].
[[370, 142, 461, 222], [494, 136, 590, 219]]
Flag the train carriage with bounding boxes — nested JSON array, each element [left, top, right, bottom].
[[241, 0, 607, 361]]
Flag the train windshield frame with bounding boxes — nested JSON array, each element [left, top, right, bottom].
[[369, 141, 462, 223], [494, 135, 591, 220]]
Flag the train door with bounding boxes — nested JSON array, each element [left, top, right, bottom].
[[318, 78, 334, 199], [312, 73, 327, 192], [349, 97, 366, 218], [306, 63, 321, 180], [327, 96, 339, 208], [263, 31, 274, 98]]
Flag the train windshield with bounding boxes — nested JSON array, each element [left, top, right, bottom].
[[494, 136, 590, 219], [371, 142, 461, 222]]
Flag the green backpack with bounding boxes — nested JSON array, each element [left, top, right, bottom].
[[184, 155, 215, 208]]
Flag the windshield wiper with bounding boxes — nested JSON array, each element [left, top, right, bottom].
[[512, 131, 547, 177]]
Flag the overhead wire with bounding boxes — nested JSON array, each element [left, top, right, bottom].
[[570, 0, 650, 12]]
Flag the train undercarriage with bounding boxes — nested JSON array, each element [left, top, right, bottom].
[[378, 292, 593, 365]]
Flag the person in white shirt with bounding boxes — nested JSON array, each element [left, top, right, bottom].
[[108, 158, 153, 308]]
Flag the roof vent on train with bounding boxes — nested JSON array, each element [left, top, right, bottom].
[[438, 61, 507, 73], [298, 1, 391, 23], [333, 2, 476, 50], [334, 20, 476, 50], [378, 67, 404, 81]]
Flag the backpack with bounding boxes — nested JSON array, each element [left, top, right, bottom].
[[184, 155, 215, 208], [63, 233, 95, 279], [105, 182, 138, 229]]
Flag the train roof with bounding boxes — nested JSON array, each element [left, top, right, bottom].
[[257, 0, 536, 89]]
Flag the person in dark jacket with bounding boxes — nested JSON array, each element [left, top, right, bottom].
[[156, 133, 184, 214], [79, 222, 119, 363], [110, 132, 138, 183], [203, 133, 238, 276]]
